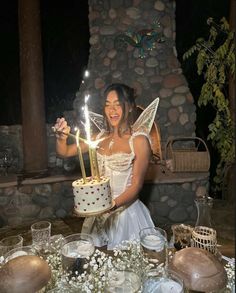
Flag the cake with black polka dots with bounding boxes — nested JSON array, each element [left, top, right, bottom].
[[72, 176, 112, 215]]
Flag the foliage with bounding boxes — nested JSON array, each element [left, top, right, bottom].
[[183, 17, 235, 191]]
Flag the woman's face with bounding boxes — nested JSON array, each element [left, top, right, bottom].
[[104, 90, 124, 128]]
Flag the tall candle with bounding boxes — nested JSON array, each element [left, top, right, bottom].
[[76, 130, 87, 183], [88, 148, 95, 177], [91, 148, 100, 181], [84, 94, 96, 178]]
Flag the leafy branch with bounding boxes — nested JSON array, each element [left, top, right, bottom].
[[183, 17, 235, 191]]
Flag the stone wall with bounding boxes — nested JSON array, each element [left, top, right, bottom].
[[0, 171, 209, 228], [0, 175, 76, 227], [141, 173, 209, 228], [0, 124, 66, 173]]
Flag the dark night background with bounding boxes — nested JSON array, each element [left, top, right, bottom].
[[0, 0, 230, 131]]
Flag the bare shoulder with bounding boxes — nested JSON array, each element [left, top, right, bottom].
[[132, 134, 151, 154], [132, 134, 151, 163], [132, 134, 150, 145]]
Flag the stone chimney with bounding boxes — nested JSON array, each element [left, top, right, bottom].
[[73, 0, 196, 147]]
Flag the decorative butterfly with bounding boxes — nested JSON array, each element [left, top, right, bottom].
[[114, 20, 165, 58]]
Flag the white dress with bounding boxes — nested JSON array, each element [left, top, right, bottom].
[[82, 133, 155, 250]]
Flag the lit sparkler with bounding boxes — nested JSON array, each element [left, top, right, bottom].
[[83, 94, 100, 181], [52, 69, 101, 182]]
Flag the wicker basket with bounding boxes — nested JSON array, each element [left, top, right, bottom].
[[191, 226, 217, 254], [165, 137, 210, 172]]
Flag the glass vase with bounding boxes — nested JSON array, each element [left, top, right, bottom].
[[194, 196, 213, 228]]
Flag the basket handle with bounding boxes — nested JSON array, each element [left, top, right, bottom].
[[165, 136, 210, 160]]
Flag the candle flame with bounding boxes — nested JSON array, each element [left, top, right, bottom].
[[82, 93, 101, 181], [84, 70, 90, 78]]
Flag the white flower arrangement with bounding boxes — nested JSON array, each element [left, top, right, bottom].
[[44, 239, 155, 292], [1, 236, 234, 293]]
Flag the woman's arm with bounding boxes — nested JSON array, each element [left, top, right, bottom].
[[54, 118, 89, 157], [114, 135, 151, 208]]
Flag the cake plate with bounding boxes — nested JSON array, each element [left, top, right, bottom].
[[73, 201, 116, 217]]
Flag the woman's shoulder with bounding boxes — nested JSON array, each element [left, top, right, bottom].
[[131, 131, 150, 141], [129, 132, 151, 152]]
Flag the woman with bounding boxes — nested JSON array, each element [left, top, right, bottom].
[[54, 83, 155, 249]]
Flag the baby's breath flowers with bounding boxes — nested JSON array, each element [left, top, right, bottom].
[[42, 239, 153, 292], [224, 259, 235, 292], [113, 239, 155, 274], [44, 248, 113, 292]]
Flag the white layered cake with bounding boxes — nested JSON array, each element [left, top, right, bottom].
[[73, 176, 113, 215]]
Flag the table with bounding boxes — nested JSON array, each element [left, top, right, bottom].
[[0, 217, 234, 293], [0, 216, 234, 258]]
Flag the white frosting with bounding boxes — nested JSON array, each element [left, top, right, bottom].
[[73, 176, 112, 214]]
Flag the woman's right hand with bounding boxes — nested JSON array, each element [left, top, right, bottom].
[[53, 117, 71, 140]]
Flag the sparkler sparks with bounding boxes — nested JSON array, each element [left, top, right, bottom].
[[53, 69, 101, 182], [83, 94, 100, 181]]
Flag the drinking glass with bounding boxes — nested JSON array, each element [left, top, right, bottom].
[[0, 235, 23, 257], [61, 233, 95, 274], [104, 269, 141, 293], [140, 227, 168, 267], [142, 268, 184, 293], [31, 221, 51, 251]]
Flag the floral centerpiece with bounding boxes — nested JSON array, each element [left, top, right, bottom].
[[44, 239, 155, 293], [42, 238, 235, 293], [0, 237, 234, 292]]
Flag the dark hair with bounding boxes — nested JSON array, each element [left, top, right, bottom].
[[103, 83, 137, 135]]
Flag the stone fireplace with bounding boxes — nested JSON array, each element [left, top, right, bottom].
[[72, 0, 196, 148]]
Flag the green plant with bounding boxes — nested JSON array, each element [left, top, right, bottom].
[[183, 17, 235, 191]]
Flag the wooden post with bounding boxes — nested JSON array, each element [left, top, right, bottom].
[[18, 0, 48, 174]]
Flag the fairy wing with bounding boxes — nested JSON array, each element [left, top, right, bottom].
[[89, 111, 105, 132], [132, 97, 160, 134], [89, 97, 160, 134]]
